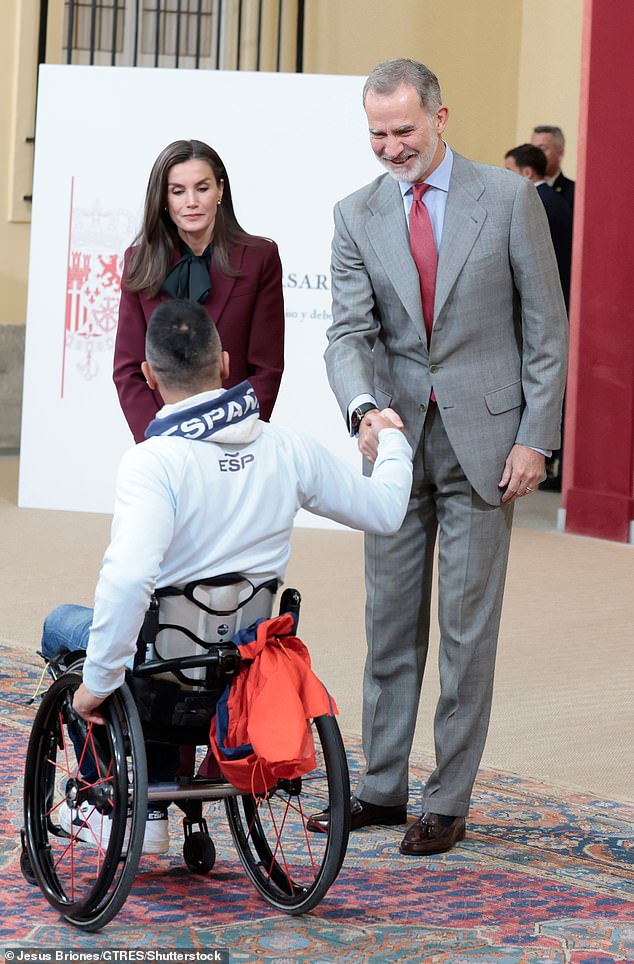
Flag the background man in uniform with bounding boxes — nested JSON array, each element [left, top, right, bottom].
[[315, 58, 568, 856]]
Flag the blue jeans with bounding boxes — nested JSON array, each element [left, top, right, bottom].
[[41, 604, 178, 784], [42, 604, 93, 663]]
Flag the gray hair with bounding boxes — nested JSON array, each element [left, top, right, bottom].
[[363, 58, 442, 114], [533, 125, 565, 149]]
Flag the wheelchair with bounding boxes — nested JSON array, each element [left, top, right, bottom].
[[21, 574, 350, 931]]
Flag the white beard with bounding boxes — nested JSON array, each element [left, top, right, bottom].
[[379, 147, 437, 183], [378, 133, 439, 183]]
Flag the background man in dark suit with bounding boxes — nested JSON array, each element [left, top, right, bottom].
[[505, 144, 573, 309], [505, 142, 572, 493], [314, 58, 568, 856], [531, 125, 575, 211]]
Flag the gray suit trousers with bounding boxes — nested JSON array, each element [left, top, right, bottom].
[[357, 404, 514, 816]]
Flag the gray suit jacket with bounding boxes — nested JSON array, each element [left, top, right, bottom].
[[324, 152, 569, 505]]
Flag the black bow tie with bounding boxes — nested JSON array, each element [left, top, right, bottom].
[[161, 242, 212, 303]]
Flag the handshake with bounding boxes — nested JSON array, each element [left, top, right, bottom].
[[359, 407, 406, 462]]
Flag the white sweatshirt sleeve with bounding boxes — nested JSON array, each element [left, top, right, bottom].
[[81, 445, 179, 698], [294, 427, 413, 532]]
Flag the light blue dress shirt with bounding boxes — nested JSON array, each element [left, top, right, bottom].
[[399, 143, 453, 250]]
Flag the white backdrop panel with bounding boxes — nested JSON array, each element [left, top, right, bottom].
[[19, 65, 381, 527]]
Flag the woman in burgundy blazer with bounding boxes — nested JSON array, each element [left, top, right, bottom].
[[114, 140, 284, 442]]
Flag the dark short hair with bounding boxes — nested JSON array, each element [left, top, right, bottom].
[[505, 143, 547, 178], [363, 58, 442, 114], [533, 125, 565, 149], [146, 299, 221, 391]]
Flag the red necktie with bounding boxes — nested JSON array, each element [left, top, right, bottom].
[[409, 182, 438, 346]]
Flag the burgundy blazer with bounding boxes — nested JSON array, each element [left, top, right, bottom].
[[113, 237, 285, 442]]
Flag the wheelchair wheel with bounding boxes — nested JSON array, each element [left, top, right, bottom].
[[225, 714, 350, 914], [20, 846, 37, 886], [23, 669, 148, 931]]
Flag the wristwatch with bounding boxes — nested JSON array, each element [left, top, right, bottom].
[[350, 402, 377, 435]]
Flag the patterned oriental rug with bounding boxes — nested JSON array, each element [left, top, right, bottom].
[[1, 642, 633, 963]]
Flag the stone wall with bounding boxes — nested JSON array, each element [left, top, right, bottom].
[[0, 325, 25, 450]]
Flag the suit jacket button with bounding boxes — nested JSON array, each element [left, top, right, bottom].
[[430, 365, 438, 373]]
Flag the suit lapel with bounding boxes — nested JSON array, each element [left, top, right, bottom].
[[209, 245, 242, 320], [435, 154, 487, 320], [365, 176, 427, 342], [364, 158, 489, 337]]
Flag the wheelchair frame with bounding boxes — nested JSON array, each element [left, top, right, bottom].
[[21, 575, 350, 931]]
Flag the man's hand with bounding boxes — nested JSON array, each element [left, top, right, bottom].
[[73, 682, 107, 725], [358, 408, 405, 462], [499, 444, 545, 503]]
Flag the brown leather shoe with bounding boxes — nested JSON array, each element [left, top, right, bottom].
[[399, 812, 466, 855], [307, 795, 407, 833]]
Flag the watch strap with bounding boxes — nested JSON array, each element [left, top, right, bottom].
[[351, 402, 377, 435]]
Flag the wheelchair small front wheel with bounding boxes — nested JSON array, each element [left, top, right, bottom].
[[225, 714, 350, 914], [183, 831, 216, 874], [23, 669, 148, 931]]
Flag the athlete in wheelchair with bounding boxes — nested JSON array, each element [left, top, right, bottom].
[[21, 299, 412, 930]]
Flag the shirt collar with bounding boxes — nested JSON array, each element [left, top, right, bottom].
[[399, 143, 454, 199], [155, 387, 226, 420]]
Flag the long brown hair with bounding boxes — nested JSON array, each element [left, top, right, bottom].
[[124, 140, 253, 297]]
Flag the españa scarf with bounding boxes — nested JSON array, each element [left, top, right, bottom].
[[145, 381, 260, 442]]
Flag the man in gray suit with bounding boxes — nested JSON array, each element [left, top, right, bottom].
[[310, 59, 568, 855]]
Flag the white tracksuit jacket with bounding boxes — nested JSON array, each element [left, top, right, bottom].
[[82, 385, 413, 697]]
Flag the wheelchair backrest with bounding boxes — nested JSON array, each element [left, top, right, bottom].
[[141, 573, 278, 686]]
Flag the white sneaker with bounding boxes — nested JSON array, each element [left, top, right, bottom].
[[59, 801, 169, 854], [142, 808, 170, 854], [59, 800, 114, 850]]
